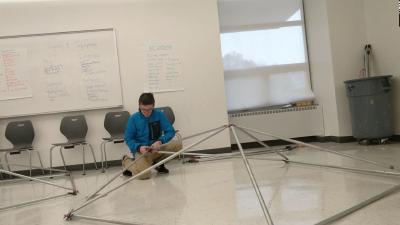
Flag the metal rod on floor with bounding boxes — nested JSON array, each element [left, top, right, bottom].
[[315, 184, 400, 225], [84, 125, 228, 201], [0, 162, 69, 173], [230, 125, 274, 225], [237, 125, 396, 170], [0, 169, 73, 191], [73, 214, 145, 225], [67, 125, 229, 216], [250, 157, 400, 178], [181, 125, 227, 141], [235, 126, 289, 161], [187, 148, 291, 163], [0, 193, 71, 211], [85, 152, 146, 201]]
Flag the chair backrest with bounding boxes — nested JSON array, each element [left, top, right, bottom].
[[157, 106, 175, 125], [104, 111, 130, 139], [60, 115, 88, 142], [5, 120, 34, 149]]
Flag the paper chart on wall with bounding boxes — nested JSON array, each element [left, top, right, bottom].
[[0, 48, 32, 100], [144, 43, 184, 93]]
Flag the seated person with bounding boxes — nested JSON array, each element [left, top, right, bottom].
[[122, 93, 182, 179]]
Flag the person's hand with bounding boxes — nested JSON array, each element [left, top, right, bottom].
[[150, 141, 162, 152], [139, 146, 150, 154]]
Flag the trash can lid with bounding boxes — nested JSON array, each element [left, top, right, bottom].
[[344, 75, 392, 84]]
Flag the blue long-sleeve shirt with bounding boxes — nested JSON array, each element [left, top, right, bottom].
[[124, 109, 175, 155]]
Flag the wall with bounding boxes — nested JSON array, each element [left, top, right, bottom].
[[304, 0, 340, 136], [0, 0, 231, 169], [363, 0, 400, 133], [304, 0, 368, 137], [326, 0, 367, 136], [306, 0, 399, 137]]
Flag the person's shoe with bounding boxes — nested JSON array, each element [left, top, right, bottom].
[[122, 170, 132, 177], [122, 155, 132, 177], [155, 164, 169, 174]]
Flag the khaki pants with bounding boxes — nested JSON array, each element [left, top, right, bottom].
[[122, 140, 183, 180]]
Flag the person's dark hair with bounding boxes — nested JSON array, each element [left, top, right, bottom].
[[138, 93, 155, 105]]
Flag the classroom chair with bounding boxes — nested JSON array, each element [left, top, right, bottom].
[[0, 120, 45, 177], [49, 115, 98, 176], [157, 106, 183, 158], [100, 111, 130, 172]]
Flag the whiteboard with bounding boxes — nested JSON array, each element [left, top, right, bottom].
[[0, 28, 123, 118]]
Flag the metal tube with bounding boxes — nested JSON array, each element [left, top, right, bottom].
[[315, 184, 400, 225], [230, 126, 274, 225], [69, 125, 228, 215], [235, 126, 289, 161], [100, 141, 106, 172], [0, 193, 71, 211], [237, 126, 396, 170], [82, 145, 86, 175], [85, 153, 147, 201], [88, 143, 98, 170], [280, 159, 400, 178], [184, 148, 290, 164], [73, 214, 144, 225], [0, 169, 73, 191], [0, 162, 68, 173], [181, 125, 227, 141], [35, 151, 45, 175]]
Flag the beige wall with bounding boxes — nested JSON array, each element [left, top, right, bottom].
[[364, 0, 400, 133], [0, 0, 230, 168], [305, 0, 397, 137]]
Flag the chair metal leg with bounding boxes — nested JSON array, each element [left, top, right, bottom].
[[103, 142, 108, 169], [100, 141, 106, 173], [34, 151, 45, 175], [82, 145, 86, 175], [59, 147, 67, 171], [49, 145, 57, 177], [87, 143, 98, 170], [28, 151, 32, 177], [0, 158, 4, 179], [4, 153, 12, 179], [4, 152, 11, 172]]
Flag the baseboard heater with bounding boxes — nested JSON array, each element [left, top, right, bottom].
[[228, 105, 325, 144]]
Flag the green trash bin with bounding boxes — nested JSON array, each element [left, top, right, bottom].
[[344, 75, 393, 140]]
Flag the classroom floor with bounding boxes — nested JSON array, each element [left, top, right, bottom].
[[0, 142, 400, 225]]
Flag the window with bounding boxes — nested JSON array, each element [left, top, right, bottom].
[[218, 0, 314, 112]]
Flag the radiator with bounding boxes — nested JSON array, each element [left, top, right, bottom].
[[228, 105, 325, 144]]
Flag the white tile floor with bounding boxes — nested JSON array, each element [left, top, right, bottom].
[[0, 142, 400, 225]]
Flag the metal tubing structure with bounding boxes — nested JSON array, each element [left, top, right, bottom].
[[237, 125, 397, 170], [63, 124, 400, 225], [315, 184, 400, 225], [0, 193, 71, 211], [230, 125, 274, 225], [235, 126, 289, 161], [0, 166, 77, 211], [73, 215, 145, 225], [0, 169, 74, 192], [67, 125, 229, 218], [247, 157, 400, 178], [85, 125, 227, 201]]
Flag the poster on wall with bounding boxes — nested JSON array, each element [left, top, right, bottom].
[[0, 48, 32, 101], [144, 43, 184, 93]]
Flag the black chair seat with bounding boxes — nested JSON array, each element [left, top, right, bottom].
[[2, 120, 45, 176], [101, 111, 130, 171], [49, 115, 98, 176], [52, 141, 86, 147]]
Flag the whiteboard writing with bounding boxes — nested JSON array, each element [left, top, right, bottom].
[[0, 49, 32, 100], [0, 28, 122, 118], [145, 43, 184, 92]]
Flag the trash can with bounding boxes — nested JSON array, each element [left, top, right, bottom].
[[344, 75, 393, 140]]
